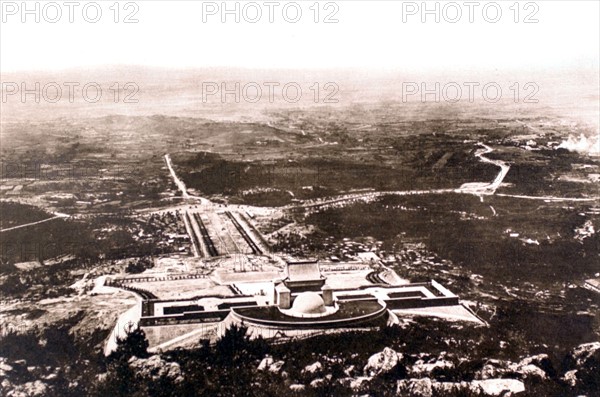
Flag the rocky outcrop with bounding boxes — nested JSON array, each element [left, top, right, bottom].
[[302, 361, 322, 375], [269, 360, 285, 373], [257, 356, 274, 371], [397, 378, 433, 396], [349, 376, 371, 391], [567, 342, 600, 367], [0, 359, 47, 396], [289, 383, 306, 392], [344, 364, 356, 377], [128, 355, 183, 383], [0, 361, 14, 377], [364, 347, 402, 377], [410, 358, 454, 376], [6, 380, 48, 397], [477, 354, 553, 381], [515, 363, 546, 380], [397, 378, 525, 396], [560, 342, 600, 388], [562, 370, 578, 387], [515, 354, 554, 379], [5, 380, 48, 397], [473, 379, 525, 396], [478, 359, 505, 380], [257, 356, 285, 373], [310, 378, 326, 388]]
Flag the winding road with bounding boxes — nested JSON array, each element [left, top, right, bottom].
[[457, 143, 511, 195], [288, 142, 509, 210], [287, 142, 597, 210]]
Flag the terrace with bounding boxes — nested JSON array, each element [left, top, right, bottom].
[[232, 299, 387, 328]]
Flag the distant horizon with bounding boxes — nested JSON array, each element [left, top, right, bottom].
[[2, 55, 599, 77], [0, 62, 600, 78]]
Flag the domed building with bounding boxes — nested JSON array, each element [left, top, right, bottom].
[[292, 292, 327, 315], [281, 291, 336, 318]]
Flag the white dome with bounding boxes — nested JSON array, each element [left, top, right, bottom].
[[292, 292, 326, 314]]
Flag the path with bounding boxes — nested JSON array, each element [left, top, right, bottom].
[[288, 143, 512, 211], [164, 154, 210, 205], [0, 213, 70, 233]]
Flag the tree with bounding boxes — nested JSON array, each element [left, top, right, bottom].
[[110, 326, 149, 362], [125, 257, 154, 274], [215, 323, 250, 362], [215, 323, 268, 364]]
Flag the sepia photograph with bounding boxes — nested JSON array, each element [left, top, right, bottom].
[[0, 1, 599, 396]]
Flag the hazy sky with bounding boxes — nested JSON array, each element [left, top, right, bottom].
[[1, 1, 599, 73]]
